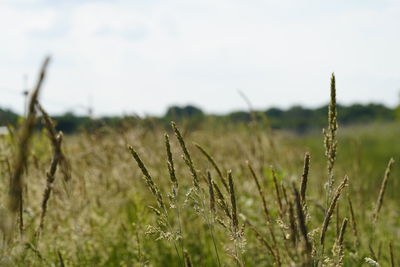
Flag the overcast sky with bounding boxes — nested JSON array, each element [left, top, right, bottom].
[[1, 0, 400, 116]]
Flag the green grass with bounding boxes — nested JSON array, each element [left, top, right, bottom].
[[0, 119, 399, 266]]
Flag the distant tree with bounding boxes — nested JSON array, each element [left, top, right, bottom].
[[396, 91, 400, 121], [265, 107, 283, 118], [165, 105, 204, 119], [339, 104, 394, 125], [395, 106, 400, 121], [227, 111, 251, 123], [0, 108, 18, 125], [53, 112, 92, 133]]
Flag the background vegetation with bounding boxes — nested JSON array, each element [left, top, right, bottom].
[[1, 102, 398, 134]]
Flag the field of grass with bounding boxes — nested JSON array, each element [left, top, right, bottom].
[[0, 62, 399, 266]]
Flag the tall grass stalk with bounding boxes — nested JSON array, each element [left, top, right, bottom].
[[324, 73, 338, 206], [372, 158, 395, 223], [320, 175, 348, 251], [247, 161, 277, 247], [171, 122, 199, 189], [206, 172, 222, 267], [300, 152, 310, 206], [35, 102, 64, 239], [195, 143, 229, 192], [8, 57, 50, 238], [292, 184, 311, 263]]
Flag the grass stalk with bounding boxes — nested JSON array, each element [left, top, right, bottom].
[[8, 57, 50, 238], [373, 158, 395, 223], [320, 175, 348, 250]]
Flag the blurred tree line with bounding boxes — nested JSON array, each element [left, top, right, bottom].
[[0, 103, 398, 134]]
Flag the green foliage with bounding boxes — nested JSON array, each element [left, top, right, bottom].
[[395, 105, 400, 121], [0, 108, 18, 125], [165, 105, 204, 119], [1, 103, 397, 135]]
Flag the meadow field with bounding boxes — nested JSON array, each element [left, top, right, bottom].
[[0, 62, 399, 267]]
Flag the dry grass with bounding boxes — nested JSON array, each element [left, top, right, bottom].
[[0, 63, 399, 266]]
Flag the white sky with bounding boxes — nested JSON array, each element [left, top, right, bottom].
[[1, 0, 400, 116]]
